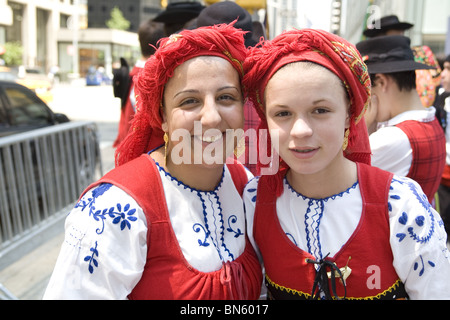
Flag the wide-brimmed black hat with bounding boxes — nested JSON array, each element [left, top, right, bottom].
[[356, 35, 435, 74], [363, 15, 414, 38], [195, 1, 257, 47], [153, 1, 205, 24]]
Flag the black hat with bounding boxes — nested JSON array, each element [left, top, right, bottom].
[[363, 15, 414, 38], [356, 35, 435, 74], [195, 1, 257, 47], [153, 1, 205, 25]]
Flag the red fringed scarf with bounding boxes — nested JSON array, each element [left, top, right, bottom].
[[243, 29, 372, 195], [115, 23, 248, 167]]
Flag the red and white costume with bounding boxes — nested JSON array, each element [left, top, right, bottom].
[[44, 155, 262, 299], [244, 163, 450, 300]]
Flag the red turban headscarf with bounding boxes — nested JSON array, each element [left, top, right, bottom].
[[243, 28, 372, 194], [115, 23, 248, 166]]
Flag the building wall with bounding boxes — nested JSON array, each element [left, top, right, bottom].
[[87, 0, 161, 32], [2, 0, 142, 77], [266, 0, 449, 56], [5, 0, 76, 71]]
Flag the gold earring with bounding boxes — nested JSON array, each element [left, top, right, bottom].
[[234, 137, 245, 159], [164, 132, 169, 167], [342, 128, 350, 151]]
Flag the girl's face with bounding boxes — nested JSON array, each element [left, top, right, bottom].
[[162, 56, 244, 168], [265, 62, 350, 177]]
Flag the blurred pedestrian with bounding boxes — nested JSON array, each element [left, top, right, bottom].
[[113, 20, 164, 148], [43, 23, 262, 300], [357, 35, 446, 204], [243, 28, 450, 300]]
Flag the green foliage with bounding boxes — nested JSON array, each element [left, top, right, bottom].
[[106, 6, 130, 31], [1, 42, 23, 66]]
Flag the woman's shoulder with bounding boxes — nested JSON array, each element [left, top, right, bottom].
[[73, 183, 146, 227]]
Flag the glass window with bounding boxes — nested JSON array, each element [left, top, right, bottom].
[[3, 86, 51, 126], [0, 93, 8, 127]]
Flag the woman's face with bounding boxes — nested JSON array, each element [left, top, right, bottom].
[[265, 62, 350, 177], [162, 56, 244, 168]]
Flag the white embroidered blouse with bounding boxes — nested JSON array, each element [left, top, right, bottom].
[[244, 174, 450, 300], [43, 163, 252, 300]]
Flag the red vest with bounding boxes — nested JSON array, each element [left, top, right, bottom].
[[254, 163, 408, 300], [395, 119, 446, 202], [84, 154, 262, 299]]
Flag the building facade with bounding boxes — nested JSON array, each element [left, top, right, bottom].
[[1, 0, 448, 79], [266, 0, 450, 57], [2, 0, 76, 72], [87, 0, 161, 32], [0, 0, 150, 78]]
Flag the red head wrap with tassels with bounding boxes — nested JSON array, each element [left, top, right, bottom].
[[243, 29, 372, 195], [115, 23, 247, 166]]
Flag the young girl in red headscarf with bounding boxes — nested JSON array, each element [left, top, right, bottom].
[[243, 28, 450, 300], [43, 24, 262, 300]]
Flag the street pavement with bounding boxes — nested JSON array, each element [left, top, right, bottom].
[[0, 80, 121, 300]]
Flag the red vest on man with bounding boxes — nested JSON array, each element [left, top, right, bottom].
[[254, 163, 408, 300], [395, 118, 446, 203]]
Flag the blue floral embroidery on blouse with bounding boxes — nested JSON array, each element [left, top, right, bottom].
[[74, 183, 113, 216], [193, 223, 210, 247], [74, 183, 138, 274], [414, 254, 435, 277], [227, 215, 244, 238], [155, 161, 238, 262], [391, 177, 436, 245], [390, 177, 437, 276], [84, 241, 99, 274], [197, 191, 235, 261], [286, 178, 358, 261]]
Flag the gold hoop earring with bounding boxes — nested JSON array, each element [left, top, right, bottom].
[[342, 128, 350, 151], [164, 132, 169, 167]]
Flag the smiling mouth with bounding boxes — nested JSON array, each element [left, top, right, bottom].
[[291, 148, 317, 153], [199, 133, 223, 143]]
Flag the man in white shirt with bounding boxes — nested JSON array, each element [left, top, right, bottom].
[[357, 36, 446, 204]]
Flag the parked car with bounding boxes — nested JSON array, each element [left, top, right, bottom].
[[0, 80, 102, 240], [0, 66, 54, 104], [0, 80, 69, 137]]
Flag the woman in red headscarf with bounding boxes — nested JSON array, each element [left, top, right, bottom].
[[43, 23, 262, 300], [243, 29, 450, 300]]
